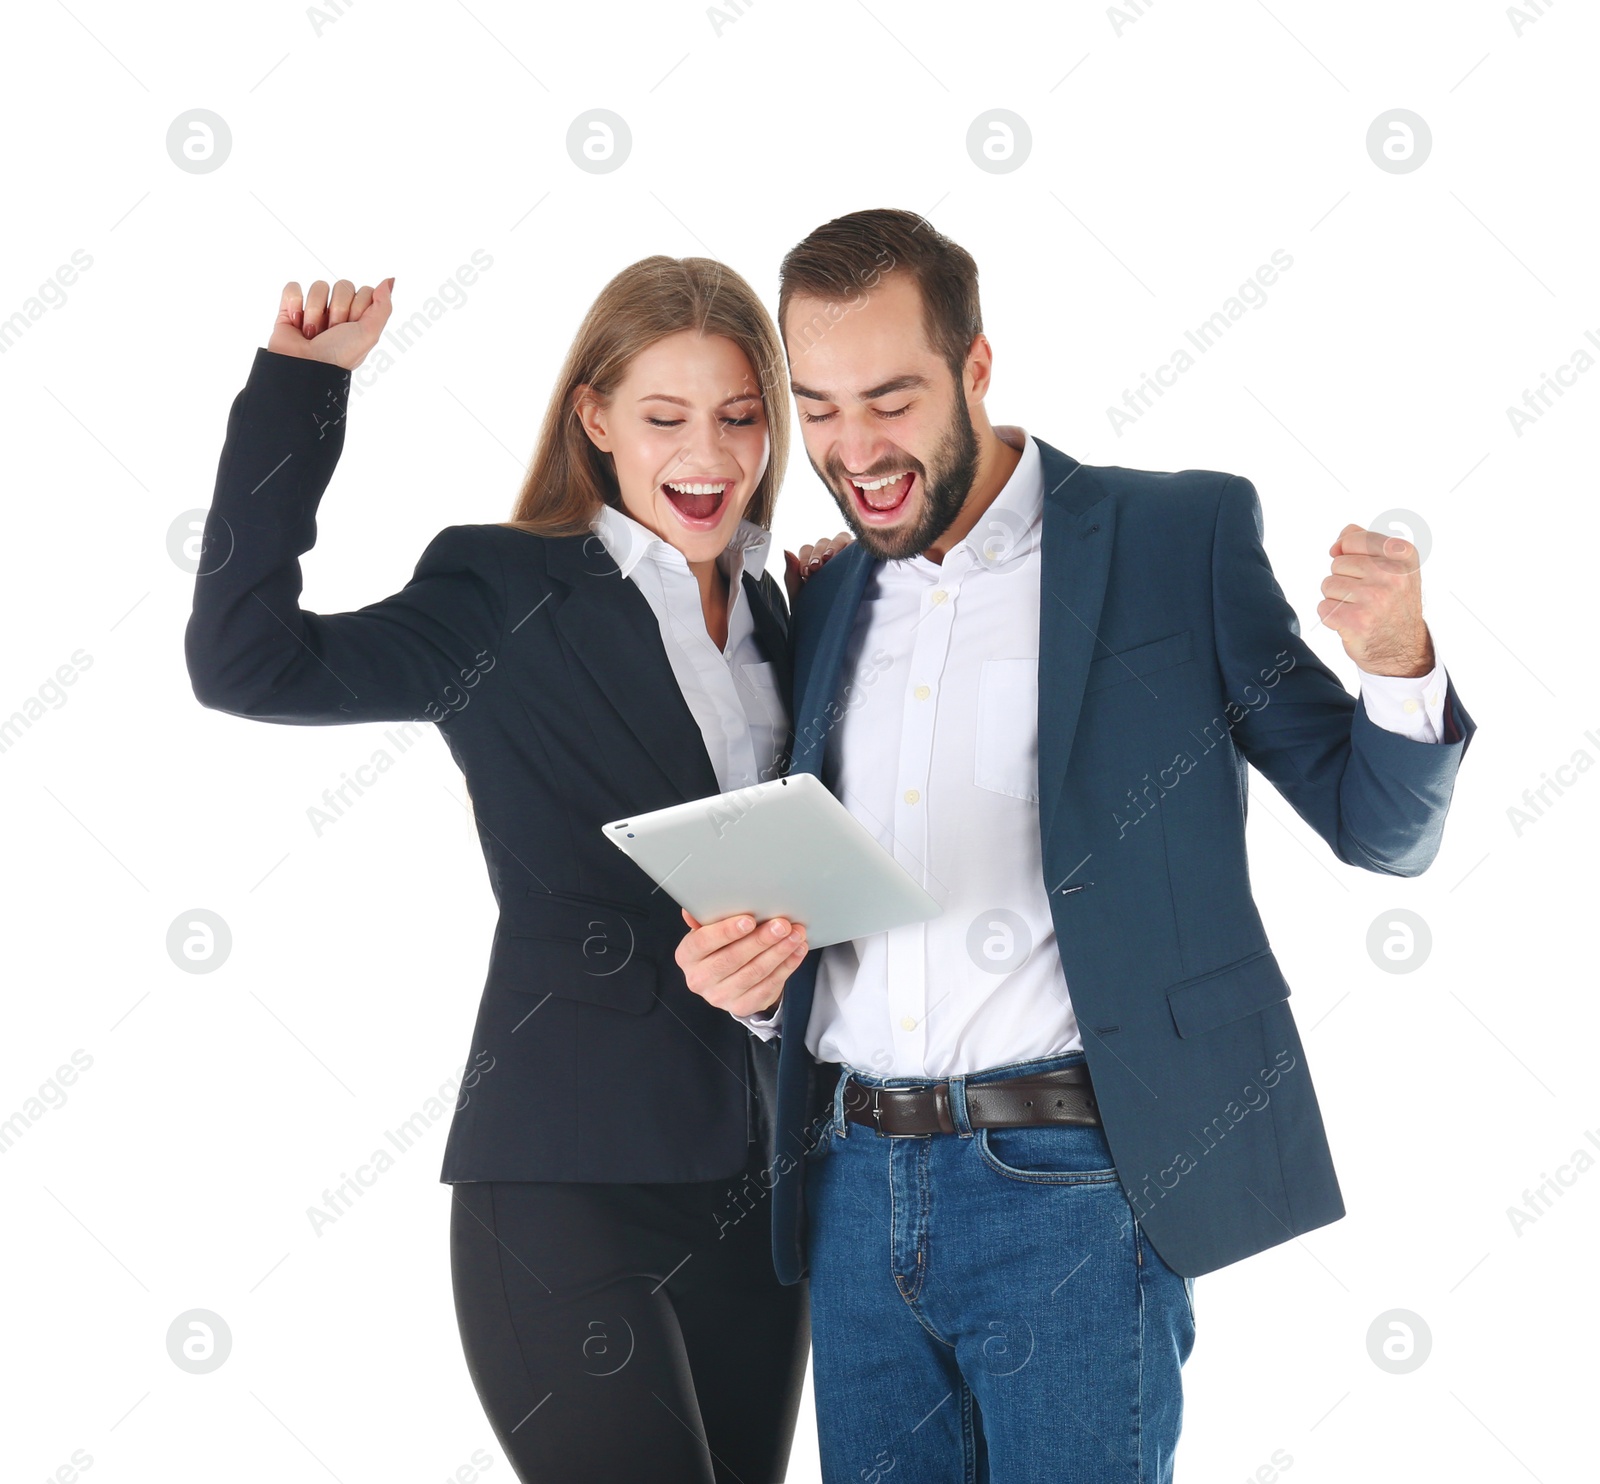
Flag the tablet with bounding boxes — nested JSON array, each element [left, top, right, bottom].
[[601, 772, 941, 949]]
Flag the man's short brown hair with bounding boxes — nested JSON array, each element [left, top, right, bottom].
[[777, 208, 982, 380]]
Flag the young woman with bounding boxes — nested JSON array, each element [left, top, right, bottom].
[[187, 259, 844, 1482]]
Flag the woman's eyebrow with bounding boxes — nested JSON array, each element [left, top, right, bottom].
[[636, 392, 761, 406]]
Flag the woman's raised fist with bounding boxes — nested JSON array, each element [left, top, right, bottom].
[[266, 277, 394, 369]]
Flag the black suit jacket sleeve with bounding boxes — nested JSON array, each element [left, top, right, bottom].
[[187, 347, 505, 725]]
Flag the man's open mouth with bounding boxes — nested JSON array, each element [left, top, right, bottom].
[[847, 471, 915, 523], [661, 479, 731, 528]]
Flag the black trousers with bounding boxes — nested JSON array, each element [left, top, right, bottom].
[[450, 1138, 809, 1483]]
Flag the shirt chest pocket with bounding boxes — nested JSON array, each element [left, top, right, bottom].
[[735, 659, 784, 727], [974, 657, 1040, 803]]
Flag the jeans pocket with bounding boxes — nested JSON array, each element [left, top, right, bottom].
[[975, 1124, 1121, 1185]]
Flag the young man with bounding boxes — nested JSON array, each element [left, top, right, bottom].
[[677, 209, 1475, 1481]]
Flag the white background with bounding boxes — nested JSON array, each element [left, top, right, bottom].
[[1, 1, 1595, 1480]]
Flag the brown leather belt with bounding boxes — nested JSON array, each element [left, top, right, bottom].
[[833, 1063, 1101, 1137]]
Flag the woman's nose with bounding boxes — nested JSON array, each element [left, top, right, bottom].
[[680, 415, 730, 466]]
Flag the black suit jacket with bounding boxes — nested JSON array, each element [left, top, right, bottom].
[[187, 348, 792, 1183]]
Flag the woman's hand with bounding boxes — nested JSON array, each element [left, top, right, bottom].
[[783, 530, 854, 604], [676, 909, 807, 1018], [266, 277, 395, 370]]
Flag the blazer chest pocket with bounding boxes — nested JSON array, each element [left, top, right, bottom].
[[1165, 947, 1291, 1038], [1085, 629, 1193, 694], [489, 890, 663, 1016]]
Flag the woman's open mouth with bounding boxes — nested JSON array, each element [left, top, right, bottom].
[[661, 479, 732, 530], [848, 471, 915, 524]]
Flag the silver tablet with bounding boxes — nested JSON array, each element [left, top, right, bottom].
[[602, 772, 941, 949]]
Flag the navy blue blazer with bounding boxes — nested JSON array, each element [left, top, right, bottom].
[[768, 437, 1476, 1283], [187, 347, 793, 1185]]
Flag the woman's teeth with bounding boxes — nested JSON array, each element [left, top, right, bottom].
[[662, 479, 729, 523]]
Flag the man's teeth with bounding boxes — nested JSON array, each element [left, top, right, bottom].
[[855, 474, 907, 491], [664, 481, 728, 495]]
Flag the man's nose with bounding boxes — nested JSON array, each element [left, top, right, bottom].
[[832, 423, 892, 477]]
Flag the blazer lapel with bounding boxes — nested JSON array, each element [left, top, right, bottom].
[[544, 535, 720, 803], [790, 542, 879, 779], [774, 546, 879, 1154], [743, 572, 793, 696], [1034, 438, 1118, 851], [743, 570, 796, 768]]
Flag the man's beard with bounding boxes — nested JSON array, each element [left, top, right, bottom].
[[816, 394, 980, 561]]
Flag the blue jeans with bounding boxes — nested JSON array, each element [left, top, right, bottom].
[[804, 1050, 1196, 1483]]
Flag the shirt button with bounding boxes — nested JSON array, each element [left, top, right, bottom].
[[900, 1015, 916, 1031], [914, 684, 931, 701], [930, 589, 948, 605], [903, 788, 920, 805], [1403, 698, 1419, 714]]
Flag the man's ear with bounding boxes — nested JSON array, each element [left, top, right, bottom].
[[573, 384, 611, 452], [963, 333, 995, 406]]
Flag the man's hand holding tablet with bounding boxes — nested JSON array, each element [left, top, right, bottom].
[[675, 910, 807, 1017]]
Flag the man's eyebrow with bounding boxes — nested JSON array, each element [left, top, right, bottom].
[[789, 373, 930, 402], [636, 392, 761, 407]]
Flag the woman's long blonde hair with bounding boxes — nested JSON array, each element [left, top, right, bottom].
[[505, 256, 790, 536]]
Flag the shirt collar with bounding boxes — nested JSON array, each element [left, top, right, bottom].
[[904, 425, 1042, 575], [590, 501, 772, 586]]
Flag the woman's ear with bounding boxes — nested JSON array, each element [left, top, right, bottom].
[[573, 384, 611, 452]]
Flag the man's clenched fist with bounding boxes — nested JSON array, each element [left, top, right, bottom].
[[1319, 524, 1435, 677]]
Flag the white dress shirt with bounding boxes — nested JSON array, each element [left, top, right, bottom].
[[588, 502, 788, 792], [740, 429, 1451, 1077]]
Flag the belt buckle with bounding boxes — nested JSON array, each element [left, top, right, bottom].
[[870, 1084, 933, 1138], [841, 1076, 892, 1138]]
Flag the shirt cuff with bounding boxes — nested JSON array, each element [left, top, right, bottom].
[[735, 999, 784, 1041], [1357, 655, 1449, 744]]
